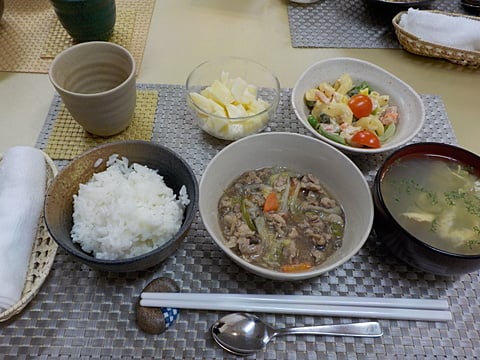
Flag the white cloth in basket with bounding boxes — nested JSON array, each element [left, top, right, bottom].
[[0, 146, 46, 312], [399, 8, 480, 52]]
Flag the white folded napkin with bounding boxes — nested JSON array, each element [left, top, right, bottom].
[[399, 8, 480, 52], [0, 146, 46, 312]]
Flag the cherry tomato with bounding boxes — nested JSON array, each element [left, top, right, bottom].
[[351, 130, 381, 148], [348, 94, 373, 118]]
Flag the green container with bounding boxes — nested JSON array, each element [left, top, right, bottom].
[[49, 0, 116, 42]]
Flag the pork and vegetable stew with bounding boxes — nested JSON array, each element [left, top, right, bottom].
[[218, 167, 345, 272]]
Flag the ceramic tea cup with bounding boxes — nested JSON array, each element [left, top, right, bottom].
[[49, 41, 136, 137], [49, 0, 116, 42]]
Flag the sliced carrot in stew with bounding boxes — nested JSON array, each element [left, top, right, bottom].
[[263, 192, 279, 212], [280, 263, 313, 273]]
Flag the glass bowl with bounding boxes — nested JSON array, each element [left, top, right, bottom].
[[186, 56, 280, 141]]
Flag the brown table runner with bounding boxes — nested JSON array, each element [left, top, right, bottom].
[[0, 0, 155, 73], [43, 88, 158, 160]]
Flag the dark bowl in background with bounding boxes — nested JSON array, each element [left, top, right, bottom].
[[373, 142, 480, 276], [49, 0, 116, 42], [363, 0, 437, 8], [44, 140, 199, 272], [362, 0, 437, 18]]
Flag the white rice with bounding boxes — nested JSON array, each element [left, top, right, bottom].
[[71, 155, 190, 260]]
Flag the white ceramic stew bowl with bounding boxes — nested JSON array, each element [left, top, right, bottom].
[[291, 57, 425, 155], [199, 132, 373, 281]]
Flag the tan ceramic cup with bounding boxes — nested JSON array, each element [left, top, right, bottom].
[[49, 42, 136, 136]]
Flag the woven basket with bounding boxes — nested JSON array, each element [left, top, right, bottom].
[[393, 10, 480, 68], [0, 151, 58, 322]]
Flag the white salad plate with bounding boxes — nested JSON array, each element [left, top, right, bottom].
[[291, 57, 425, 155]]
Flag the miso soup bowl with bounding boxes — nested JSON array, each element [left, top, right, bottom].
[[199, 132, 374, 281], [373, 142, 480, 276]]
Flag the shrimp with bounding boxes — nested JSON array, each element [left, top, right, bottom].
[[380, 106, 399, 125]]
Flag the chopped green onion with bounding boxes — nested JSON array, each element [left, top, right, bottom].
[[241, 197, 256, 231], [280, 176, 291, 213], [289, 180, 302, 212], [330, 222, 344, 238]]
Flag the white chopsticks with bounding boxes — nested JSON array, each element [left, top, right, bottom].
[[139, 293, 452, 322]]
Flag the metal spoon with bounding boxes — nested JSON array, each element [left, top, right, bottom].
[[211, 312, 383, 356]]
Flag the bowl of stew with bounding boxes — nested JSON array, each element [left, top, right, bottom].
[[373, 142, 480, 275], [292, 57, 425, 155], [199, 132, 373, 281]]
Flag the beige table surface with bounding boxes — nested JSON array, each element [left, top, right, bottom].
[[0, 0, 478, 155], [1, 2, 480, 359]]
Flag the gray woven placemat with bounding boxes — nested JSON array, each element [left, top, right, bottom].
[[288, 0, 468, 48], [1, 84, 477, 359]]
